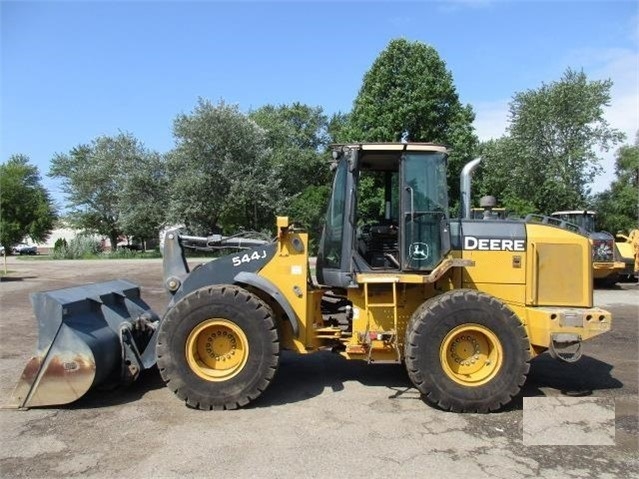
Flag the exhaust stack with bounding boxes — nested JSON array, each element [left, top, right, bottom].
[[460, 157, 482, 219]]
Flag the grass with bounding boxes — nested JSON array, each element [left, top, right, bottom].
[[13, 250, 163, 260], [99, 249, 163, 259]]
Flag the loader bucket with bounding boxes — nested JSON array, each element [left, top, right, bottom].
[[7, 280, 159, 409]]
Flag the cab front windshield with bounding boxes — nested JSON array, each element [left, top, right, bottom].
[[555, 213, 596, 232]]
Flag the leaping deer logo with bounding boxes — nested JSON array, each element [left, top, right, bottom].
[[409, 242, 430, 261]]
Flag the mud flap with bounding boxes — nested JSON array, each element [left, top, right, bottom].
[[7, 280, 159, 409]]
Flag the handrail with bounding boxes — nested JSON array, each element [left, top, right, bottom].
[[524, 214, 587, 235]]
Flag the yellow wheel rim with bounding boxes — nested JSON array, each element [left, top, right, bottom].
[[440, 323, 503, 387], [186, 319, 249, 382]]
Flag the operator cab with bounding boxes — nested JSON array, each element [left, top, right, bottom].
[[550, 210, 596, 233], [317, 143, 450, 288]]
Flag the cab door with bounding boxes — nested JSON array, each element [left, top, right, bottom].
[[316, 152, 357, 287], [401, 152, 450, 271]]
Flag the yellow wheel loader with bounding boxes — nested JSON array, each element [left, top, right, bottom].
[[615, 229, 639, 281], [550, 210, 626, 287], [9, 143, 612, 413]]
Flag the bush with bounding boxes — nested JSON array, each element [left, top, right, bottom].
[[52, 238, 69, 259], [52, 235, 102, 259], [51, 235, 163, 260]]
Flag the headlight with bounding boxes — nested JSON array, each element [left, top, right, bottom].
[[592, 240, 614, 262]]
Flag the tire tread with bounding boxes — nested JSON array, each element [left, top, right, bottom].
[[157, 285, 279, 411], [405, 289, 530, 413]]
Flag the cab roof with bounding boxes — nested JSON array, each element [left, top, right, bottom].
[[331, 142, 448, 153], [551, 210, 596, 216]]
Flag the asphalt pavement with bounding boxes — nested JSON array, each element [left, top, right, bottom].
[[0, 257, 636, 478]]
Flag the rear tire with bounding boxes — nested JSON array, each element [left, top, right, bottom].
[[404, 290, 530, 413], [594, 275, 618, 288], [157, 285, 279, 410]]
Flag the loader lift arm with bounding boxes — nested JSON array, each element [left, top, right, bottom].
[[162, 229, 272, 294]]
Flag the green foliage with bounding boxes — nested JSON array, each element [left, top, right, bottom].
[[0, 154, 57, 251], [249, 102, 333, 244], [249, 102, 331, 197], [327, 112, 351, 144], [286, 184, 331, 253], [118, 151, 168, 243], [32, 60, 631, 262], [101, 247, 161, 259], [167, 99, 281, 235], [356, 173, 385, 225], [50, 132, 163, 250], [53, 237, 68, 254], [51, 234, 162, 260], [345, 38, 478, 206], [52, 235, 102, 259], [479, 69, 625, 215], [592, 132, 639, 233], [478, 138, 540, 216]]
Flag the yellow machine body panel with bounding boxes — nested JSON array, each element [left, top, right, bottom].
[[344, 281, 437, 361], [615, 229, 638, 278], [592, 261, 626, 279], [615, 231, 636, 262], [524, 223, 592, 307], [460, 249, 526, 307], [255, 223, 323, 353], [312, 220, 612, 363], [455, 222, 593, 308]]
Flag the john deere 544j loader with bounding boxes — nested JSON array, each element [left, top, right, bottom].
[[9, 143, 612, 413]]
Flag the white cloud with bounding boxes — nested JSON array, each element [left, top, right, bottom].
[[572, 46, 639, 193], [472, 45, 638, 194], [564, 12, 639, 193]]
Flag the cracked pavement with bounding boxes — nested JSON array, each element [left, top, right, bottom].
[[0, 257, 637, 478]]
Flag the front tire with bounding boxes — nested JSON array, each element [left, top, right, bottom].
[[404, 290, 530, 413], [157, 285, 279, 410]]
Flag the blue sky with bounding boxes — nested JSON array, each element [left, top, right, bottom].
[[2, 0, 638, 207]]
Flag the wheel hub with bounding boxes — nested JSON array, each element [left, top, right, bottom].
[[440, 324, 503, 386], [186, 319, 249, 381], [449, 335, 482, 367]]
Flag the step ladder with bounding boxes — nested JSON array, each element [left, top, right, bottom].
[[361, 276, 401, 363]]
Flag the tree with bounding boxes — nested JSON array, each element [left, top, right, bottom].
[[249, 103, 330, 196], [285, 184, 331, 251], [479, 69, 625, 215], [50, 132, 158, 250], [345, 38, 478, 209], [167, 99, 280, 234], [249, 103, 333, 241], [593, 132, 639, 233], [118, 151, 169, 245], [477, 138, 539, 216], [327, 111, 351, 144], [0, 154, 57, 251]]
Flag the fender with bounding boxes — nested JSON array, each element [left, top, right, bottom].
[[234, 271, 300, 338], [166, 242, 278, 307]]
